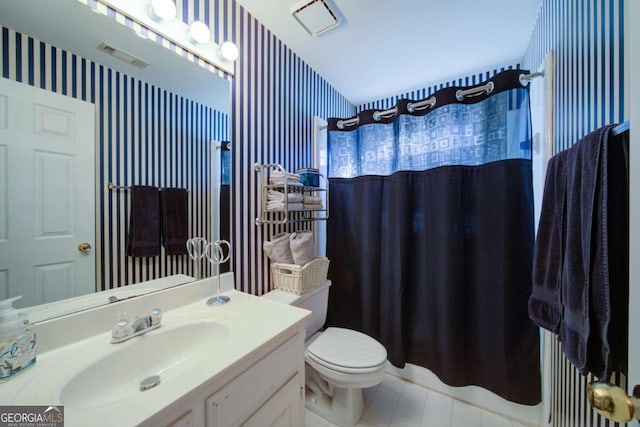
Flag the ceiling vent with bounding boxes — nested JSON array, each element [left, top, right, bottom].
[[292, 0, 340, 37], [97, 43, 148, 69]]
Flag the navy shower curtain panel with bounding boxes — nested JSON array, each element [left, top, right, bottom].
[[326, 70, 541, 405]]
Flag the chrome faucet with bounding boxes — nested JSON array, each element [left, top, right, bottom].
[[111, 308, 162, 344]]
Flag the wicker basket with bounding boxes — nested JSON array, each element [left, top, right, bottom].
[[271, 257, 330, 295]]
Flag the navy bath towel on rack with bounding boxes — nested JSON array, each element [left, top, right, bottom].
[[529, 151, 567, 334], [529, 123, 630, 380], [160, 188, 189, 255], [126, 185, 161, 257]]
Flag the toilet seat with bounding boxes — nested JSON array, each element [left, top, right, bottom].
[[306, 327, 387, 374]]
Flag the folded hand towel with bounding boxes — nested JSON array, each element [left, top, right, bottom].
[[270, 170, 301, 181], [303, 203, 323, 210], [303, 194, 322, 204], [270, 171, 302, 186], [266, 202, 304, 211], [266, 203, 284, 211], [267, 190, 304, 203], [263, 232, 294, 264], [160, 188, 189, 255], [126, 185, 161, 257], [290, 231, 315, 265]]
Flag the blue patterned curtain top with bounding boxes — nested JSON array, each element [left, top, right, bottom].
[[327, 70, 531, 178]]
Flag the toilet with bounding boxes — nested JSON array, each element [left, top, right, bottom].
[[262, 281, 387, 427]]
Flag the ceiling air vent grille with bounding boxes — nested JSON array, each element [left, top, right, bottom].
[[292, 0, 340, 37], [97, 43, 148, 69]]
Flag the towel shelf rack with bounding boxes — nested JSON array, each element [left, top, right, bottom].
[[254, 163, 329, 226]]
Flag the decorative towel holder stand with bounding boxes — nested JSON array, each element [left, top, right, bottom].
[[186, 237, 208, 280], [205, 240, 231, 306]]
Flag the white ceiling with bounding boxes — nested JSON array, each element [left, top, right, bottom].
[[236, 0, 543, 105]]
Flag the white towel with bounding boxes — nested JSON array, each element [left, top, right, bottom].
[[270, 179, 302, 186], [267, 190, 303, 203], [271, 170, 301, 180], [266, 202, 304, 211], [303, 203, 323, 210], [263, 232, 294, 264], [303, 194, 322, 204], [290, 231, 315, 265], [270, 170, 302, 186]]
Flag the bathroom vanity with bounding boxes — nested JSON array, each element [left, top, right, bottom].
[[0, 274, 310, 427]]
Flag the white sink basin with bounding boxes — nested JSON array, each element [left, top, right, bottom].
[[60, 321, 228, 409]]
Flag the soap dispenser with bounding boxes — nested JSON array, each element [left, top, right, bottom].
[[0, 296, 36, 381]]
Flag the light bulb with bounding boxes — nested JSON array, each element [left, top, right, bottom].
[[148, 0, 176, 21], [219, 42, 239, 61], [189, 21, 211, 44]]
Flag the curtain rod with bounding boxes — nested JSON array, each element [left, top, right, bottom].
[[336, 71, 544, 130], [519, 71, 544, 85]]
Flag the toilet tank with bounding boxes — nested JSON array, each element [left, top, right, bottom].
[[262, 280, 331, 338]]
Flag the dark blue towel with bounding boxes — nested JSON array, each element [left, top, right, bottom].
[[529, 124, 629, 380], [559, 124, 616, 379], [160, 188, 189, 255], [126, 185, 161, 257], [529, 151, 567, 333]]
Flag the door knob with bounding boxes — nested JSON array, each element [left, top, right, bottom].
[[77, 242, 92, 253], [587, 381, 640, 422]]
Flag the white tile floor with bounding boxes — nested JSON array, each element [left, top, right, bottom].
[[304, 374, 531, 427]]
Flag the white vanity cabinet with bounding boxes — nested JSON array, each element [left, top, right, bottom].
[[204, 330, 304, 426], [142, 328, 306, 427], [242, 375, 302, 426], [0, 280, 311, 427]]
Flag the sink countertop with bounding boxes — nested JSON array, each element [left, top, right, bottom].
[[0, 286, 310, 426]]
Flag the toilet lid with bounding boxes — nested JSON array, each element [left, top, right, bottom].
[[306, 327, 387, 369]]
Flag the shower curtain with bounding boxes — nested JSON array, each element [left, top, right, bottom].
[[326, 70, 541, 405]]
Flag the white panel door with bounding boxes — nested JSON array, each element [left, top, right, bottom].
[[0, 77, 95, 307]]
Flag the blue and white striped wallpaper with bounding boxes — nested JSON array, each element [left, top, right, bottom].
[[0, 25, 229, 291], [522, 0, 626, 152], [168, 0, 354, 294], [3, 0, 355, 296], [521, 0, 626, 426]]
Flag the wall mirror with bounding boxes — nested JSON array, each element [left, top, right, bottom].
[[0, 0, 231, 322]]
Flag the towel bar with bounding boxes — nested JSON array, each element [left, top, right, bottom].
[[108, 183, 189, 192]]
